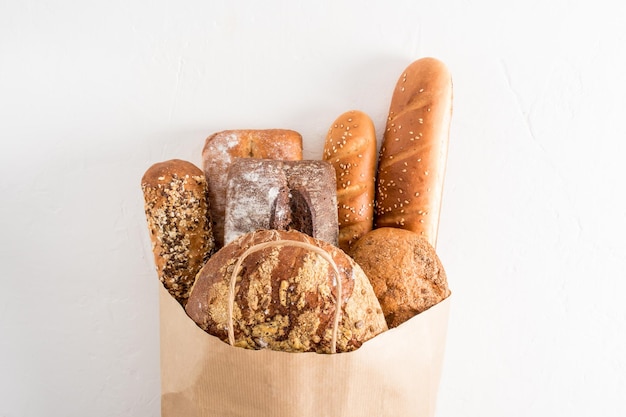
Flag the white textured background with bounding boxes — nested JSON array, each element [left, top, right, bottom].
[[2, 1, 625, 416]]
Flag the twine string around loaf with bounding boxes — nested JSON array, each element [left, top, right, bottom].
[[227, 236, 343, 353]]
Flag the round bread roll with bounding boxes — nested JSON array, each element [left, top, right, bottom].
[[186, 229, 387, 353], [349, 227, 450, 328]]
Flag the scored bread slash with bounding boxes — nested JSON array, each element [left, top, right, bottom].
[[323, 110, 377, 253], [223, 159, 339, 246], [201, 129, 303, 249], [374, 57, 453, 248], [141, 159, 216, 306]]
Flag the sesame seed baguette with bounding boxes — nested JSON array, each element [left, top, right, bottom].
[[375, 57, 452, 248], [323, 110, 377, 253], [141, 159, 216, 306]]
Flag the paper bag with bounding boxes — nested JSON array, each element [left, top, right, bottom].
[[159, 284, 450, 417]]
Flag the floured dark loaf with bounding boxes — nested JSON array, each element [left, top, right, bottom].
[[201, 129, 303, 248], [223, 159, 338, 246], [185, 229, 388, 353]]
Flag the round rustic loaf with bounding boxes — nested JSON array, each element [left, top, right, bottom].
[[349, 227, 450, 328], [186, 229, 387, 353]]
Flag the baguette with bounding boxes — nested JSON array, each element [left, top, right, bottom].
[[374, 57, 452, 247], [323, 110, 377, 252], [141, 159, 215, 306]]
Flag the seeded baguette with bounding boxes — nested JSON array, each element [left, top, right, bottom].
[[323, 110, 377, 252], [201, 129, 303, 249], [141, 159, 215, 306], [375, 57, 452, 247]]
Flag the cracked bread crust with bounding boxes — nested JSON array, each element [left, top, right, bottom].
[[349, 227, 450, 328]]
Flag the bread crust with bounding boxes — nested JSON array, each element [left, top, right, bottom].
[[141, 159, 215, 305], [349, 227, 450, 328], [375, 58, 452, 247], [201, 129, 303, 248], [323, 110, 377, 252], [224, 158, 339, 246], [186, 229, 387, 353]]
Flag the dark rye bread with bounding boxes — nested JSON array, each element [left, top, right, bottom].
[[202, 129, 303, 248], [141, 159, 215, 306], [349, 227, 450, 328], [185, 229, 388, 353], [223, 159, 338, 246]]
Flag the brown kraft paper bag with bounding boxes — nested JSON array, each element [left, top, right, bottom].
[[159, 285, 451, 417]]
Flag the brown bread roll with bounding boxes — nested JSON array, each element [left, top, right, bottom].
[[323, 110, 377, 252], [141, 159, 215, 306], [375, 57, 452, 248], [201, 129, 303, 248], [186, 229, 387, 353], [349, 227, 450, 328]]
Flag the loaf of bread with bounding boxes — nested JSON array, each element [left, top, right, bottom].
[[141, 159, 215, 306], [323, 110, 377, 252], [224, 158, 339, 246], [185, 229, 387, 353], [375, 57, 452, 248], [349, 227, 450, 328], [202, 129, 303, 248]]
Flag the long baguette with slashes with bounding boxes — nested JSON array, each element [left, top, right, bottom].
[[374, 57, 452, 248]]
